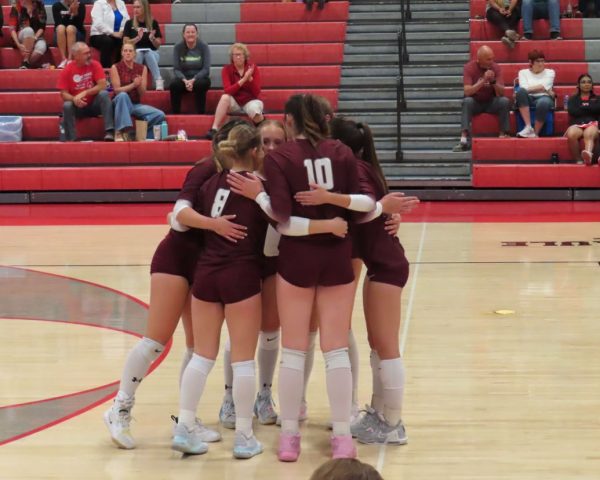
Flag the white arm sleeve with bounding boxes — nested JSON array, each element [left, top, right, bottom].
[[347, 194, 376, 212], [356, 201, 383, 224], [277, 217, 311, 236], [255, 191, 276, 220], [170, 199, 192, 232]]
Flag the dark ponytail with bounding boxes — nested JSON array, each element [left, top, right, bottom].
[[329, 117, 388, 194], [284, 94, 329, 147]]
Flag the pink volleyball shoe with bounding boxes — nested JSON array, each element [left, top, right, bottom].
[[331, 434, 357, 459], [278, 432, 301, 462]]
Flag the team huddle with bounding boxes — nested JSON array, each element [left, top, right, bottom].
[[103, 93, 419, 462]]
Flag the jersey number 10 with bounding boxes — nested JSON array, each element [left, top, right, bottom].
[[304, 158, 334, 190]]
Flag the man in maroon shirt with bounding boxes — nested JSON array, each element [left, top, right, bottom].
[[205, 43, 264, 139], [453, 45, 510, 152], [57, 41, 114, 141]]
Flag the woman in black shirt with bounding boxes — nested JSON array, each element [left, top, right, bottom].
[[52, 0, 86, 69], [565, 73, 600, 165]]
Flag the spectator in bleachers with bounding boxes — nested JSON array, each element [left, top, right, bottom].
[[9, 0, 48, 69], [205, 42, 264, 140], [486, 0, 521, 49], [521, 0, 561, 40], [304, 0, 328, 10], [565, 73, 600, 165], [57, 41, 114, 141], [578, 0, 600, 16], [90, 0, 130, 68], [169, 24, 211, 114], [515, 49, 555, 138], [123, 0, 163, 90], [52, 0, 86, 69], [110, 42, 165, 141], [453, 45, 510, 152]]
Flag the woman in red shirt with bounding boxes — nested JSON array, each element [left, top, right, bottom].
[[205, 42, 264, 139]]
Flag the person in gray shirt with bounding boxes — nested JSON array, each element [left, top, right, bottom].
[[170, 23, 211, 114]]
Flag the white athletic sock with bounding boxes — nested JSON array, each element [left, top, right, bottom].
[[223, 337, 233, 399], [178, 354, 215, 427], [348, 330, 360, 406], [380, 357, 405, 425], [370, 350, 384, 413], [232, 360, 256, 437], [258, 330, 279, 389], [279, 348, 306, 434], [302, 332, 317, 403], [179, 347, 193, 388], [118, 337, 164, 398], [324, 348, 352, 436]]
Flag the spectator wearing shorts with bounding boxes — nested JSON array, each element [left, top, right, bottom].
[[52, 0, 86, 69], [9, 0, 48, 69], [205, 42, 264, 140]]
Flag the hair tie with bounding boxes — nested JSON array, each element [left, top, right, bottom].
[[356, 122, 363, 130]]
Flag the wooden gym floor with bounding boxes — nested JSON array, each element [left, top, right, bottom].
[[0, 201, 599, 480]]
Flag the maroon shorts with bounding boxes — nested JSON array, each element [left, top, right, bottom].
[[192, 260, 262, 304], [261, 256, 278, 279], [150, 230, 200, 285], [354, 217, 410, 288], [277, 237, 354, 288], [363, 244, 409, 288]]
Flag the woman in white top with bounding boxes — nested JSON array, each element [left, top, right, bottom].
[[90, 0, 129, 68], [516, 49, 556, 138]]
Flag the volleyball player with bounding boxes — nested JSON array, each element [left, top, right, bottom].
[[318, 117, 419, 445], [264, 94, 378, 461], [103, 121, 247, 450]]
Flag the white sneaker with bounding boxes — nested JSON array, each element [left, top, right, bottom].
[[219, 395, 236, 429], [103, 393, 135, 449], [254, 388, 278, 425], [57, 59, 68, 69], [171, 415, 221, 442], [233, 431, 263, 459], [516, 125, 537, 138], [155, 79, 164, 91], [172, 422, 209, 455]]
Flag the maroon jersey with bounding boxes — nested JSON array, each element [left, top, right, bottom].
[[177, 157, 218, 203], [264, 138, 359, 287], [354, 159, 409, 288], [264, 138, 360, 243], [195, 170, 269, 267]]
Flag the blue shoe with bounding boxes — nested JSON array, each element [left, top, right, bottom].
[[219, 396, 236, 429], [233, 432, 263, 459]]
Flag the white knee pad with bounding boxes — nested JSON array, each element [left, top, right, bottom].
[[379, 357, 405, 389], [232, 360, 255, 377], [280, 348, 306, 371], [323, 348, 351, 371], [187, 354, 215, 376], [139, 337, 164, 362]]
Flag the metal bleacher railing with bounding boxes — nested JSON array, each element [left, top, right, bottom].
[[396, 0, 410, 162]]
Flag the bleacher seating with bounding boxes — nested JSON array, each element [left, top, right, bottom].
[[467, 0, 600, 189], [0, 1, 349, 197]]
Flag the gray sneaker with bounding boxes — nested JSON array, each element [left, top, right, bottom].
[[350, 406, 379, 438], [355, 411, 408, 445], [254, 388, 278, 425], [233, 431, 263, 459], [171, 422, 209, 455], [171, 415, 221, 442], [219, 396, 236, 429]]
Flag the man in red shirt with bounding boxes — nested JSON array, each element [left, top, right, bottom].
[[57, 41, 114, 141], [453, 45, 510, 152], [205, 43, 264, 139]]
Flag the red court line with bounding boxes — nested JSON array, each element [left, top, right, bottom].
[[0, 267, 172, 446], [1, 202, 600, 225]]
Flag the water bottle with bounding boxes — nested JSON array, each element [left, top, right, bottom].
[[59, 117, 66, 142], [564, 94, 569, 111], [160, 121, 168, 139], [566, 1, 573, 18]]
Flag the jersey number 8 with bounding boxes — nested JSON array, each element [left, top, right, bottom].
[[304, 157, 334, 190]]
